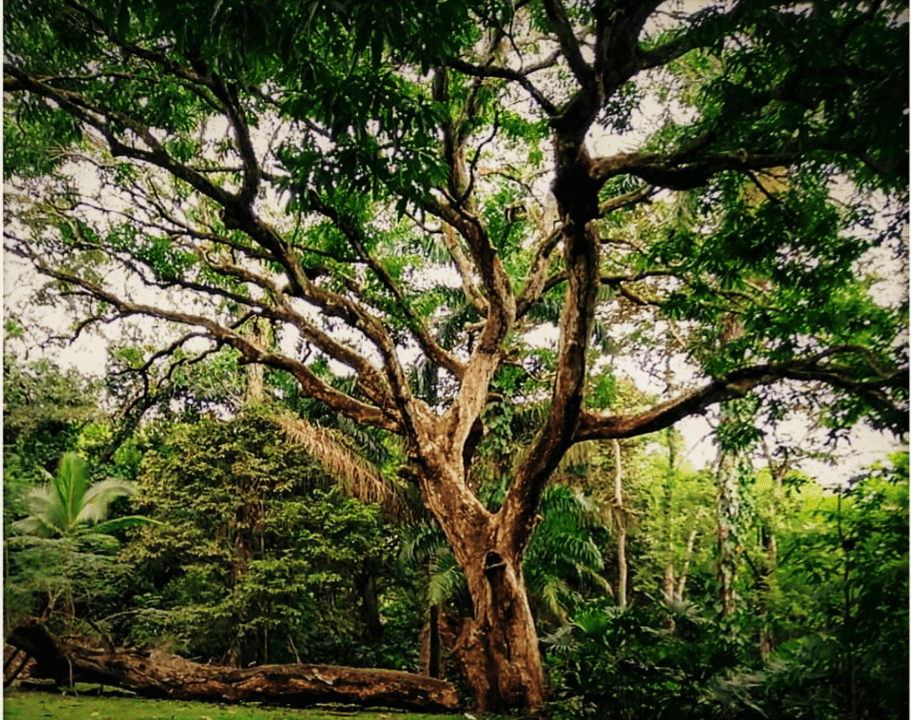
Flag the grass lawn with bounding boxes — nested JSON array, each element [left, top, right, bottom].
[[3, 685, 462, 720]]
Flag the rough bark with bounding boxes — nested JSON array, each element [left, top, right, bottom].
[[418, 566, 545, 715], [449, 550, 545, 714], [411, 436, 548, 713], [6, 622, 460, 713], [4, 646, 32, 688]]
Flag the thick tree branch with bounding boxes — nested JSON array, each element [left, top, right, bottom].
[[433, 67, 473, 203], [515, 186, 654, 319], [601, 183, 656, 213], [501, 218, 601, 558], [542, 0, 596, 93], [515, 227, 563, 320], [421, 197, 515, 354], [62, 0, 270, 210], [590, 148, 798, 190], [419, 76, 519, 472], [290, 276, 427, 432], [441, 223, 490, 317], [427, 66, 513, 333], [4, 66, 310, 299], [637, 0, 748, 71], [595, 0, 664, 75], [520, 49, 563, 76], [576, 356, 908, 441], [497, 6, 673, 550]]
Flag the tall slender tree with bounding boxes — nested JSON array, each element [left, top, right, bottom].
[[4, 0, 907, 710]]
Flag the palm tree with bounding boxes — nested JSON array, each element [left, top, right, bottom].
[[6, 453, 158, 638], [13, 452, 154, 539]]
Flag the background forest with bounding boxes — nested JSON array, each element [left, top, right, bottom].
[[3, 0, 909, 717], [4, 350, 907, 719]]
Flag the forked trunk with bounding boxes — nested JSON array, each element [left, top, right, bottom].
[[417, 454, 547, 712], [449, 548, 545, 713]]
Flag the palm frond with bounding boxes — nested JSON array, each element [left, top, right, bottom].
[[538, 485, 602, 529], [539, 624, 577, 655], [52, 452, 89, 525], [556, 442, 603, 474], [525, 293, 563, 324], [14, 454, 152, 538], [20, 485, 55, 514], [539, 534, 603, 570], [538, 577, 572, 622], [78, 478, 138, 524], [11, 512, 61, 537], [399, 522, 449, 566], [427, 551, 466, 607], [273, 410, 410, 519], [510, 402, 550, 440], [575, 563, 612, 595], [92, 515, 163, 534]]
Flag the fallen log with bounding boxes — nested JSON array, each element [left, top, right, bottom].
[[7, 622, 460, 713], [4, 645, 33, 687]]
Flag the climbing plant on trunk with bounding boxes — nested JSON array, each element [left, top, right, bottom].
[[4, 0, 907, 711]]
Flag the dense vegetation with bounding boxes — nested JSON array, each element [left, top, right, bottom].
[[4, 354, 908, 718], [4, 0, 907, 716]]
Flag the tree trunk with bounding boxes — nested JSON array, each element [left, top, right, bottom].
[[416, 451, 548, 712], [612, 439, 628, 609], [675, 525, 700, 600], [356, 569, 383, 645], [616, 530, 628, 609], [714, 450, 740, 617], [243, 316, 269, 404], [7, 622, 460, 713], [663, 562, 676, 601], [757, 526, 777, 660], [448, 551, 545, 714], [426, 605, 442, 679], [662, 562, 677, 631], [4, 646, 32, 687]]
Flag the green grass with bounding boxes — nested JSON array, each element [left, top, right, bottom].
[[3, 686, 462, 720]]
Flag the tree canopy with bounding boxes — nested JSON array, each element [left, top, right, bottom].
[[4, 0, 907, 711]]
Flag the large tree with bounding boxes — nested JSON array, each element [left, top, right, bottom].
[[4, 0, 907, 711]]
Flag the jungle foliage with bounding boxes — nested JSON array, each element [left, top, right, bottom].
[[4, 358, 908, 719], [119, 409, 402, 669]]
